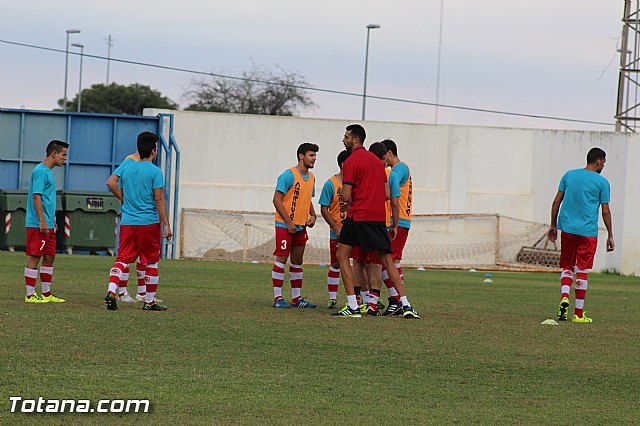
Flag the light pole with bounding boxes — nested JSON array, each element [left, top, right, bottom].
[[362, 24, 381, 121], [63, 28, 81, 112], [71, 43, 84, 112]]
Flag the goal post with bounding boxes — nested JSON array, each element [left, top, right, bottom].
[[180, 208, 559, 271]]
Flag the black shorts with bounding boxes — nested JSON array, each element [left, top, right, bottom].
[[338, 217, 391, 254]]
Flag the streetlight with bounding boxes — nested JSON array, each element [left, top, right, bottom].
[[362, 24, 381, 121], [63, 28, 81, 112], [71, 43, 84, 112]]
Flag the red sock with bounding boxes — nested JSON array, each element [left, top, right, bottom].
[[272, 262, 285, 302], [560, 269, 573, 299], [369, 288, 381, 311], [382, 268, 400, 301], [574, 271, 588, 317], [289, 264, 303, 304], [119, 265, 130, 296], [327, 266, 340, 299]]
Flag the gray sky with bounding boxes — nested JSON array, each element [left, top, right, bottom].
[[0, 0, 623, 131]]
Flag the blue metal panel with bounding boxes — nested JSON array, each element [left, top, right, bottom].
[[23, 114, 66, 160], [114, 118, 157, 163], [0, 162, 19, 189], [69, 117, 114, 164], [0, 113, 21, 158], [67, 165, 111, 191]]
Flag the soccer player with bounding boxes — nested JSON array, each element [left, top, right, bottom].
[[104, 132, 172, 311], [319, 150, 351, 309], [380, 139, 413, 316], [548, 147, 614, 323], [271, 143, 319, 308], [106, 150, 149, 303], [333, 124, 419, 318], [23, 140, 68, 304]]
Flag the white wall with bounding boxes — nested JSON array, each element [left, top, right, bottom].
[[146, 109, 637, 274]]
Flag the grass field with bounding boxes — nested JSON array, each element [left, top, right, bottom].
[[1, 251, 640, 424]]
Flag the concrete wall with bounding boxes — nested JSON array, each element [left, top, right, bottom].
[[147, 109, 637, 274]]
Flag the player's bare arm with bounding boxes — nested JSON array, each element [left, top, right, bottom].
[[340, 184, 352, 212], [154, 187, 173, 241], [32, 193, 49, 234], [273, 190, 295, 234], [390, 197, 400, 241], [321, 205, 340, 237], [106, 174, 123, 204], [548, 191, 564, 242], [306, 204, 317, 228], [602, 203, 614, 252]]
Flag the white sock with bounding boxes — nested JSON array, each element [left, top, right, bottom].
[[347, 294, 358, 310]]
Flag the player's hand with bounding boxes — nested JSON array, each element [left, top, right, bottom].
[[547, 226, 557, 242], [39, 220, 50, 234], [334, 227, 341, 238], [340, 201, 351, 213], [389, 226, 398, 241], [286, 221, 296, 234], [306, 215, 316, 228], [163, 226, 173, 241], [607, 235, 615, 252]]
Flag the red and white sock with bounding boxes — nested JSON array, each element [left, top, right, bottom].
[[290, 263, 303, 304], [119, 265, 130, 296], [272, 261, 285, 302], [136, 262, 147, 296], [327, 266, 340, 300], [574, 268, 589, 318], [560, 269, 573, 299], [108, 262, 126, 296], [24, 267, 38, 297], [382, 268, 400, 301], [145, 263, 159, 304], [395, 262, 404, 282], [40, 266, 53, 297], [369, 288, 381, 311]]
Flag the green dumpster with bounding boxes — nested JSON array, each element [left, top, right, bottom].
[[0, 190, 28, 251], [56, 191, 119, 254]]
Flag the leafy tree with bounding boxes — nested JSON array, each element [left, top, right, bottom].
[[184, 65, 316, 116], [59, 83, 178, 114]]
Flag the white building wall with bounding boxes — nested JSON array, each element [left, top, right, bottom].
[[146, 109, 637, 274]]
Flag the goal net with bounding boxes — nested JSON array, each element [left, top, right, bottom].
[[180, 209, 558, 270]]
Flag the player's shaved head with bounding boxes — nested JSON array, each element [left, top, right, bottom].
[[587, 147, 606, 164], [46, 140, 69, 156], [346, 124, 366, 144], [137, 132, 158, 159]]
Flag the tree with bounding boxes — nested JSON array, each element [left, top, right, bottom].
[[183, 65, 316, 116], [58, 83, 178, 115]]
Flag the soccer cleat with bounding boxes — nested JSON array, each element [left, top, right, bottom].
[[25, 293, 45, 303], [331, 305, 361, 317], [41, 294, 65, 303], [377, 300, 386, 311], [557, 297, 570, 321], [290, 298, 317, 308], [572, 313, 593, 323], [142, 302, 168, 311], [402, 305, 421, 319], [359, 303, 368, 313], [104, 293, 118, 311], [272, 298, 290, 308], [118, 293, 136, 303], [382, 298, 403, 316], [326, 299, 337, 309], [366, 308, 381, 317]]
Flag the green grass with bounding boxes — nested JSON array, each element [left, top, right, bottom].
[[1, 251, 640, 424]]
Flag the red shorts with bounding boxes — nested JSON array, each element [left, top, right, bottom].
[[366, 251, 381, 265], [560, 232, 598, 271], [26, 228, 56, 257], [273, 227, 308, 257], [117, 223, 161, 265], [329, 238, 339, 264], [390, 227, 410, 261], [350, 246, 366, 263]]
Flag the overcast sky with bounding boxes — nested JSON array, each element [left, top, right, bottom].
[[0, 1, 624, 131]]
